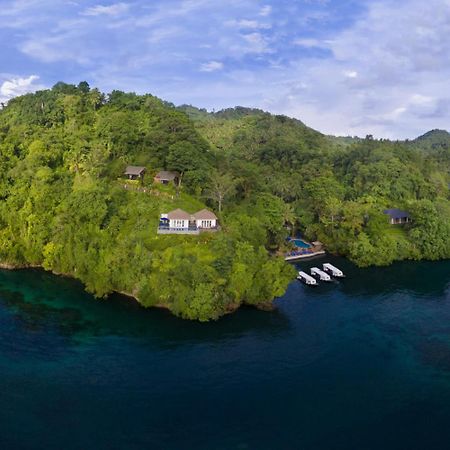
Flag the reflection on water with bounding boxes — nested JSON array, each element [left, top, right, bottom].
[[294, 255, 450, 298], [1, 260, 450, 450], [0, 269, 293, 348]]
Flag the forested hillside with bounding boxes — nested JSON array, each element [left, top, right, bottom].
[[412, 129, 450, 150], [0, 83, 449, 320], [181, 105, 450, 266], [0, 82, 294, 321]]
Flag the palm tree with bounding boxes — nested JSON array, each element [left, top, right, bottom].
[[282, 203, 296, 237]]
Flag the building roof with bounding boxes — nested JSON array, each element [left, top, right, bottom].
[[155, 170, 179, 181], [125, 166, 146, 176], [167, 209, 191, 220], [383, 208, 411, 219], [192, 209, 218, 220]]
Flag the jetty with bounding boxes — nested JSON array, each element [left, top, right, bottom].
[[323, 263, 345, 278], [284, 240, 326, 261], [311, 267, 331, 282], [297, 271, 318, 286], [285, 250, 326, 261]]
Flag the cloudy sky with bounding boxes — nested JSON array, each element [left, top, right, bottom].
[[0, 0, 449, 138]]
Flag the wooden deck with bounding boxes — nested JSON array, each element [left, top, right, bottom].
[[285, 250, 326, 261], [284, 241, 326, 262]]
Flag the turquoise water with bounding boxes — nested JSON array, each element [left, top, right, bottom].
[[290, 238, 311, 248], [1, 259, 450, 449]]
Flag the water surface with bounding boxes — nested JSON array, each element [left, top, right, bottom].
[[1, 257, 450, 450]]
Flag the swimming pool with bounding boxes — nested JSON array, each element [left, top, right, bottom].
[[290, 238, 312, 249]]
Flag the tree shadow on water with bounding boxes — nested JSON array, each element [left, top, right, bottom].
[[0, 269, 293, 351]]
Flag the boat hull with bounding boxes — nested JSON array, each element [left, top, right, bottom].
[[297, 277, 318, 286]]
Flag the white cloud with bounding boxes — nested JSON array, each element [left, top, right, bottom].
[[269, 0, 450, 138], [2, 0, 449, 139], [0, 75, 45, 103], [293, 38, 326, 48], [20, 35, 93, 65], [200, 61, 224, 72], [226, 19, 271, 30], [147, 26, 184, 44], [81, 3, 129, 17], [343, 70, 358, 78], [259, 5, 272, 16], [410, 94, 433, 106], [241, 32, 272, 54]]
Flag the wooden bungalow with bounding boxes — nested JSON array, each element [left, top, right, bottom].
[[383, 209, 411, 225], [154, 171, 180, 185], [124, 166, 146, 180]]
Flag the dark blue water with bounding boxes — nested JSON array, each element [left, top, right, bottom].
[[1, 257, 450, 450]]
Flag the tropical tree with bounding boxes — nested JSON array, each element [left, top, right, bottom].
[[204, 171, 237, 212]]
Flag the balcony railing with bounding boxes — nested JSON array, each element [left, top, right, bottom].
[[157, 224, 220, 235], [157, 226, 200, 235]]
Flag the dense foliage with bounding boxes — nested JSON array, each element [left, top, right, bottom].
[[0, 83, 294, 321], [0, 83, 449, 320], [183, 106, 450, 267]]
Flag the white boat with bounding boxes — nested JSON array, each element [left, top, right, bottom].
[[297, 271, 318, 286], [311, 267, 331, 282], [322, 263, 345, 278]]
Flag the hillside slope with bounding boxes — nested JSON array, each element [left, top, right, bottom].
[[181, 106, 450, 267], [0, 83, 294, 321], [411, 129, 450, 151], [1, 83, 450, 322]]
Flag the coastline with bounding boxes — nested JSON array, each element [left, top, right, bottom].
[[0, 261, 252, 318], [0, 260, 142, 304], [0, 262, 41, 270]]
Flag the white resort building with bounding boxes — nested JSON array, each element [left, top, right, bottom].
[[158, 208, 218, 234], [163, 209, 191, 230], [192, 209, 218, 230]]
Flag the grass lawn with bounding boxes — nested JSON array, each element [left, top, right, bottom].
[[385, 225, 408, 238]]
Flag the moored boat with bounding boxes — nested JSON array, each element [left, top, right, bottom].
[[311, 267, 331, 282], [322, 263, 345, 278], [297, 271, 318, 286]]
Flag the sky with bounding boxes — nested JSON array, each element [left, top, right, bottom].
[[0, 0, 449, 139]]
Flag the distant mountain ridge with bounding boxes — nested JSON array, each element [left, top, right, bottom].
[[414, 129, 450, 141], [177, 104, 449, 145], [412, 129, 450, 150]]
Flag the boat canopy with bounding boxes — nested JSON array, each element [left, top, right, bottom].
[[323, 263, 344, 277], [311, 267, 331, 281], [298, 271, 317, 285]]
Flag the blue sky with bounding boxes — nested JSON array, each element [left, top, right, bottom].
[[0, 0, 449, 138]]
